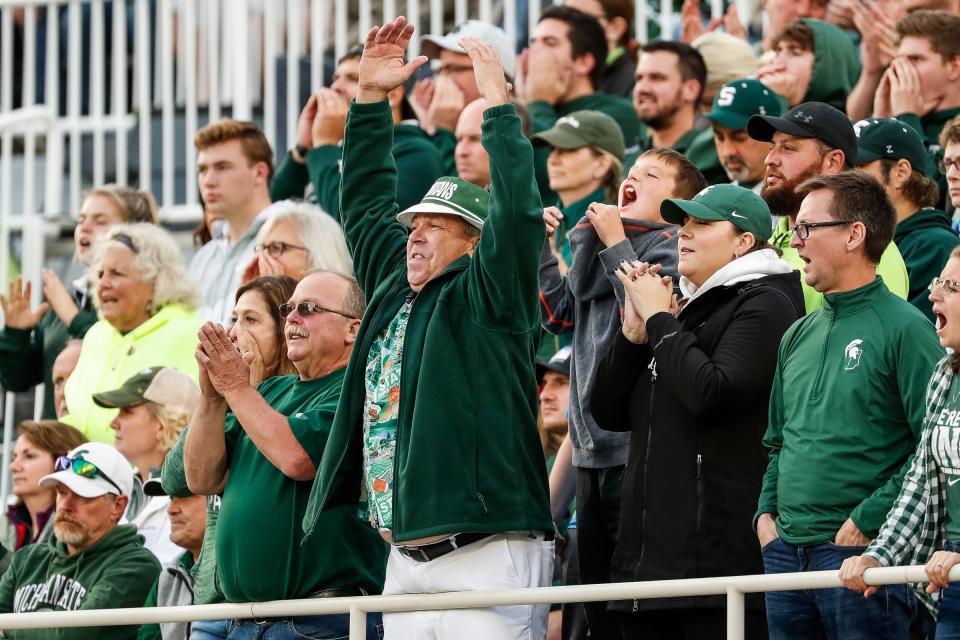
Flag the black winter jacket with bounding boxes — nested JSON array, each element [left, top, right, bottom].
[[592, 270, 804, 613]]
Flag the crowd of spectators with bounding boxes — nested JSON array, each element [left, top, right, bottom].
[[4, 1, 960, 639]]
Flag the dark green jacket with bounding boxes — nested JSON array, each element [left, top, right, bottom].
[[895, 208, 959, 322], [802, 18, 861, 113], [624, 127, 727, 185], [303, 100, 552, 543], [528, 93, 641, 204], [269, 123, 443, 221], [427, 129, 457, 176], [0, 525, 161, 639], [898, 107, 960, 208], [0, 285, 96, 419], [757, 278, 942, 544]]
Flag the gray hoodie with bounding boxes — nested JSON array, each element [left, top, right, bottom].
[[539, 217, 680, 468]]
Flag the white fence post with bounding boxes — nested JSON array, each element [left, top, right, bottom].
[[349, 606, 367, 640], [726, 586, 745, 640]]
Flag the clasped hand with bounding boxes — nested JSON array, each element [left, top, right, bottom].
[[614, 260, 677, 345], [195, 322, 251, 398]]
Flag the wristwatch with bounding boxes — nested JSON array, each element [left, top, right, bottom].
[[293, 143, 310, 160]]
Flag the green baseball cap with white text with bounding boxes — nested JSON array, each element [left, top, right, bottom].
[[854, 117, 929, 176], [397, 177, 490, 230], [704, 79, 783, 131], [531, 110, 626, 161], [661, 183, 773, 240]]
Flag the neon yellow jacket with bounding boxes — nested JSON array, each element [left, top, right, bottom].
[[770, 216, 910, 313], [62, 304, 202, 444]]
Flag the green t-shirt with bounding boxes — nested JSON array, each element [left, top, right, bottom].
[[931, 374, 960, 539], [216, 371, 386, 601]]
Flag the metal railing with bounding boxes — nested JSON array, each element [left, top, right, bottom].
[[0, 564, 946, 639]]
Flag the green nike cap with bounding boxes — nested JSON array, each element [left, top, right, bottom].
[[854, 117, 929, 176], [704, 78, 783, 131], [661, 183, 773, 240]]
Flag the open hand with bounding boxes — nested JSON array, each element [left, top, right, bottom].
[[0, 277, 49, 330], [294, 95, 319, 158], [525, 47, 571, 106], [889, 57, 938, 117], [460, 37, 511, 107], [311, 88, 349, 147], [428, 75, 466, 133], [356, 17, 428, 104]]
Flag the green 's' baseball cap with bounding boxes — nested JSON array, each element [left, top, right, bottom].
[[704, 79, 783, 131], [397, 177, 490, 230], [854, 117, 929, 176], [531, 110, 626, 161], [661, 184, 773, 240]]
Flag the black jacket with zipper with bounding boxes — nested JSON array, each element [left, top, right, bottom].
[[592, 270, 804, 613]]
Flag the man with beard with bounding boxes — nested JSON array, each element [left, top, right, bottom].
[[630, 40, 726, 185], [748, 101, 910, 311], [704, 79, 784, 195], [0, 442, 160, 639]]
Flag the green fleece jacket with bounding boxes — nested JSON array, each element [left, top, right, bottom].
[[757, 278, 942, 544], [0, 525, 161, 639], [798, 19, 860, 112], [623, 126, 727, 185], [0, 287, 96, 419], [269, 122, 444, 221], [529, 93, 641, 204], [895, 208, 959, 322], [303, 100, 552, 543]]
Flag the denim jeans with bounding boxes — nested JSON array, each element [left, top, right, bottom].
[[762, 537, 915, 640], [192, 618, 231, 639], [225, 612, 383, 640], [935, 540, 960, 639]]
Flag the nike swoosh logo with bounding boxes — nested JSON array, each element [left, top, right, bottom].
[[729, 211, 747, 219], [949, 477, 960, 486]]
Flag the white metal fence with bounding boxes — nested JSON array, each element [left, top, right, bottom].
[[0, 564, 944, 639]]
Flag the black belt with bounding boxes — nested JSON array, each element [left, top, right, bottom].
[[307, 586, 368, 598], [396, 532, 492, 563]]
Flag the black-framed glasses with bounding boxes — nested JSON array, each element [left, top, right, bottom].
[[54, 455, 123, 494], [939, 158, 960, 175], [790, 220, 853, 241], [929, 277, 960, 295], [279, 301, 359, 320], [255, 241, 308, 258]]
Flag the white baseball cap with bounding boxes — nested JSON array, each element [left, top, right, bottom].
[[40, 442, 134, 498], [421, 21, 516, 79]]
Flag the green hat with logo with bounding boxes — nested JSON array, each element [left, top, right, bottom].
[[531, 110, 626, 161], [704, 79, 783, 131], [854, 117, 929, 176], [92, 366, 199, 413], [661, 184, 773, 240], [397, 177, 490, 230]]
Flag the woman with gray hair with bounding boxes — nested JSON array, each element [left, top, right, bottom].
[[242, 201, 353, 283], [62, 223, 202, 444]]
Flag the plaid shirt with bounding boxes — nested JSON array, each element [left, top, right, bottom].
[[865, 355, 955, 616]]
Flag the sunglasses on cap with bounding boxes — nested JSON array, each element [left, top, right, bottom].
[[54, 455, 123, 494]]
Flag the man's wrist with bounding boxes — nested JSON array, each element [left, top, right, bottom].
[[292, 143, 310, 164], [356, 86, 389, 104]]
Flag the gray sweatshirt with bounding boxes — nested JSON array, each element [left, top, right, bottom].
[[539, 217, 680, 468]]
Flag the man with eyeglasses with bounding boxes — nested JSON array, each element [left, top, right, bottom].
[[939, 116, 960, 219], [182, 270, 387, 639], [749, 101, 911, 312], [854, 117, 958, 322], [0, 442, 161, 638], [756, 170, 943, 639], [302, 20, 554, 639]]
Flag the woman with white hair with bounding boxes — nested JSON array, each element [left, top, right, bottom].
[[62, 224, 202, 444], [242, 201, 353, 283]]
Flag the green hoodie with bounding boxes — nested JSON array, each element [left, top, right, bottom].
[[895, 208, 960, 322], [624, 126, 728, 186], [801, 19, 861, 113], [303, 101, 552, 543], [0, 524, 161, 639], [757, 278, 942, 544]]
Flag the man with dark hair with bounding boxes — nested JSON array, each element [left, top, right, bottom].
[[270, 46, 443, 219], [757, 19, 860, 113], [941, 116, 960, 212], [749, 101, 910, 311], [854, 117, 958, 321], [756, 169, 942, 639], [521, 5, 639, 202]]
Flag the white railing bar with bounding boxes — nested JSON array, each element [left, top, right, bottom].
[[310, 0, 324, 90], [207, 0, 221, 122], [383, 0, 395, 25], [659, 0, 672, 41], [428, 0, 441, 43], [359, 0, 371, 47], [263, 0, 278, 148], [528, 1, 539, 46], [231, 0, 251, 120], [22, 6, 38, 219], [0, 564, 949, 631], [184, 0, 197, 204], [711, 0, 724, 19], [44, 1, 59, 125], [66, 0, 81, 213], [91, 0, 106, 187], [112, 0, 128, 185], [135, 0, 151, 192], [635, 0, 647, 43], [406, 0, 419, 58], [334, 0, 346, 64], [160, 0, 174, 206], [286, 0, 302, 152], [349, 605, 367, 639], [479, 0, 491, 25], [454, 0, 466, 26], [726, 587, 744, 638], [504, 0, 516, 61]]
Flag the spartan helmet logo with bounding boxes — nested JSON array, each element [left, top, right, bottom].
[[843, 339, 864, 371]]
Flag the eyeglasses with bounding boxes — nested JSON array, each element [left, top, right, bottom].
[[278, 301, 359, 320], [939, 158, 960, 175], [54, 455, 122, 494], [255, 241, 308, 258], [929, 277, 960, 295], [790, 220, 853, 241]]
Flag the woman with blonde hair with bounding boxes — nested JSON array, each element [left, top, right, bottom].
[[0, 185, 157, 419], [63, 223, 202, 443], [94, 366, 200, 564]]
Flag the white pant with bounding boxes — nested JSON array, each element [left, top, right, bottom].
[[382, 532, 554, 640]]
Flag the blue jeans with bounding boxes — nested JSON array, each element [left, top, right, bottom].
[[192, 619, 231, 639], [225, 613, 383, 640], [935, 540, 960, 639], [762, 537, 914, 640]]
